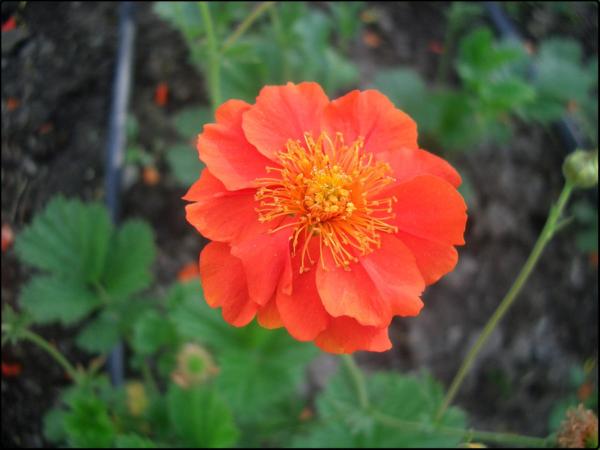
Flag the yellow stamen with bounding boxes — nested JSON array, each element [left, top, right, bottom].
[[255, 132, 397, 273]]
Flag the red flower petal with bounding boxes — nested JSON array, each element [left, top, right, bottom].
[[316, 253, 391, 327], [277, 262, 330, 341], [257, 297, 283, 329], [230, 223, 292, 306], [324, 89, 418, 154], [377, 147, 462, 188], [391, 175, 467, 246], [395, 231, 459, 285], [360, 234, 425, 317], [199, 242, 258, 326], [198, 99, 274, 190], [184, 170, 258, 243], [315, 316, 391, 354], [242, 82, 329, 161]]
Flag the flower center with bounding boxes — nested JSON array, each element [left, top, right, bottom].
[[255, 132, 398, 273]]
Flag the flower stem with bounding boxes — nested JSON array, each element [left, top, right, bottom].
[[199, 2, 221, 112], [20, 328, 80, 382], [372, 410, 551, 447], [340, 354, 369, 410], [221, 1, 276, 53], [436, 181, 575, 421]]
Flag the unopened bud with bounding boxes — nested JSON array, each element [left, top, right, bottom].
[[171, 343, 218, 389], [126, 381, 148, 417], [563, 149, 598, 189]]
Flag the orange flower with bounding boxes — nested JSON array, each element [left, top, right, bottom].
[[184, 82, 467, 353]]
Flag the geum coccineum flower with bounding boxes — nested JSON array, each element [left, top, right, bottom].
[[184, 82, 467, 353]]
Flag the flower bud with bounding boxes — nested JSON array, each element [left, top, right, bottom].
[[126, 381, 148, 417], [563, 149, 598, 189], [557, 404, 598, 448], [171, 343, 218, 389]]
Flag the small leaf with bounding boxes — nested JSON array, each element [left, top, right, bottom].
[[63, 394, 115, 448], [167, 384, 239, 448], [15, 197, 112, 283], [76, 311, 121, 354], [20, 275, 100, 325], [43, 407, 68, 444], [173, 106, 212, 140], [131, 309, 178, 356], [101, 219, 156, 298], [115, 434, 157, 448], [166, 144, 205, 187]]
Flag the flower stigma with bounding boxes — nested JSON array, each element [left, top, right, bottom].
[[255, 132, 398, 273]]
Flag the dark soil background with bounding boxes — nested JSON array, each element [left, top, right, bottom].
[[1, 1, 598, 447]]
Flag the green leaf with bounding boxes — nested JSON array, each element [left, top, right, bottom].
[[63, 394, 115, 448], [167, 384, 239, 448], [165, 144, 205, 187], [479, 78, 536, 112], [216, 330, 317, 420], [173, 106, 212, 140], [153, 2, 203, 40], [114, 434, 157, 448], [15, 196, 112, 283], [169, 281, 241, 350], [20, 275, 100, 325], [43, 407, 68, 444], [76, 311, 121, 354], [101, 220, 156, 298], [132, 309, 178, 356], [371, 68, 433, 126], [294, 368, 467, 448]]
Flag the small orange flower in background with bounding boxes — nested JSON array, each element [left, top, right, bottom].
[[154, 82, 169, 107], [177, 261, 200, 282], [184, 82, 467, 353]]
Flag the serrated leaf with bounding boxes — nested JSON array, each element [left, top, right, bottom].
[[101, 220, 155, 298], [131, 309, 178, 356], [76, 311, 121, 354], [43, 407, 68, 444], [166, 144, 205, 187], [294, 368, 467, 448], [15, 197, 112, 283], [216, 331, 317, 420], [20, 275, 100, 325], [63, 394, 115, 448], [173, 106, 212, 139], [115, 434, 157, 448], [167, 384, 239, 448]]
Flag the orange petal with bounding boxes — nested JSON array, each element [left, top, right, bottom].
[[377, 147, 462, 188], [242, 82, 329, 160], [277, 265, 330, 341], [199, 242, 258, 326], [360, 234, 425, 317], [257, 297, 283, 329], [391, 175, 467, 246], [184, 170, 258, 243], [198, 99, 274, 190], [396, 230, 459, 285], [230, 222, 292, 306], [324, 89, 418, 154], [316, 252, 391, 327], [315, 316, 391, 354]]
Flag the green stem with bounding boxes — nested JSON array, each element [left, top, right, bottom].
[[372, 411, 550, 448], [221, 1, 276, 53], [436, 182, 575, 421], [199, 2, 221, 111], [340, 354, 369, 410], [435, 19, 458, 86], [141, 359, 159, 395], [21, 328, 80, 382]]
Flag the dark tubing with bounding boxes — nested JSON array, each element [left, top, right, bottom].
[[104, 1, 137, 387], [484, 1, 589, 151]]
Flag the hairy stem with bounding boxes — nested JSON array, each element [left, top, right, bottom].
[[21, 328, 80, 382], [436, 181, 575, 420], [340, 354, 369, 410], [199, 2, 221, 111], [222, 1, 276, 53]]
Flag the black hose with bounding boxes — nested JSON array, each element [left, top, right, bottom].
[[104, 1, 137, 387]]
